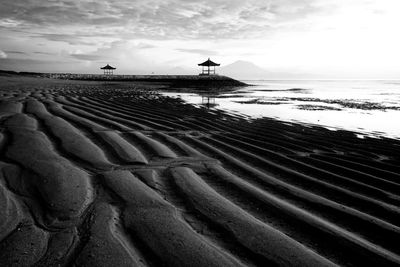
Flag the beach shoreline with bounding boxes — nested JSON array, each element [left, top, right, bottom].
[[0, 75, 399, 266]]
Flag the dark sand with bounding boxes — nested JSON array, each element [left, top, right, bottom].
[[0, 75, 399, 266]]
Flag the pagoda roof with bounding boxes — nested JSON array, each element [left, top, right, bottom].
[[198, 58, 220, 66], [100, 64, 116, 70]]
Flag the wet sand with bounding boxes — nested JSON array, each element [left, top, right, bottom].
[[0, 75, 399, 266]]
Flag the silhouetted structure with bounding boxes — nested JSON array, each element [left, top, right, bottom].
[[101, 64, 116, 75], [201, 95, 218, 108], [198, 58, 220, 75]]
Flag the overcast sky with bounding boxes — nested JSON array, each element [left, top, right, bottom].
[[1, 0, 400, 78]]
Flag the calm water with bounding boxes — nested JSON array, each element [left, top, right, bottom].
[[162, 80, 400, 139]]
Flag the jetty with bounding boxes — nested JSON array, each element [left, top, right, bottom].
[[0, 70, 247, 88]]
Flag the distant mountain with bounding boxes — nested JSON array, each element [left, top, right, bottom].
[[219, 60, 270, 80]]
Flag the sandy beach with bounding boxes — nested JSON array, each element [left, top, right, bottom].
[[0, 75, 399, 266]]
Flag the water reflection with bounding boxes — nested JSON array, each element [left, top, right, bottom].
[[201, 94, 218, 108], [161, 80, 400, 139]]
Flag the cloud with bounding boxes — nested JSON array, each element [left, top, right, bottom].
[[67, 40, 151, 65], [0, 50, 7, 58], [0, 0, 330, 40], [0, 19, 22, 28], [137, 43, 156, 49], [70, 53, 105, 61], [33, 51, 57, 55], [4, 50, 26, 55], [176, 48, 218, 56], [34, 33, 105, 45], [0, 57, 96, 72], [2, 0, 400, 78]]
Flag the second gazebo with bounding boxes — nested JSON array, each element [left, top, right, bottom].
[[198, 58, 220, 76], [100, 64, 116, 75]]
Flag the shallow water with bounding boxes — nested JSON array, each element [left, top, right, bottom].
[[162, 80, 400, 139]]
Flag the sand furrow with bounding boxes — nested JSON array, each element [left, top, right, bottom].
[[172, 167, 338, 267], [0, 133, 5, 151], [127, 132, 177, 159], [85, 97, 175, 119], [102, 96, 218, 131], [202, 136, 400, 223], [102, 170, 245, 267], [1, 78, 399, 266], [93, 97, 186, 121], [183, 116, 244, 133], [75, 202, 147, 267], [5, 114, 92, 221], [45, 100, 109, 131], [307, 135, 398, 157], [62, 105, 134, 132], [43, 101, 137, 163], [4, 113, 38, 130], [0, 221, 49, 266], [0, 166, 25, 241], [299, 155, 400, 194], [219, 132, 395, 182], [292, 133, 378, 158], [1, 163, 81, 233], [313, 154, 400, 185], [134, 169, 160, 190], [246, 128, 342, 153], [203, 164, 400, 264], [26, 100, 114, 170], [224, 128, 322, 154], [213, 134, 400, 203], [97, 131, 148, 164], [138, 169, 267, 266], [182, 137, 400, 242], [79, 97, 188, 131], [70, 96, 182, 130], [0, 101, 23, 117], [102, 98, 178, 118], [34, 229, 77, 266], [155, 132, 207, 158], [224, 132, 297, 154], [210, 119, 332, 152], [331, 153, 400, 173], [57, 97, 151, 131]]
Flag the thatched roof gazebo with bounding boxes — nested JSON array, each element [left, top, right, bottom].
[[101, 64, 116, 75], [198, 58, 220, 76]]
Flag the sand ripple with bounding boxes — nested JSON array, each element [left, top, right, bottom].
[[0, 79, 399, 266]]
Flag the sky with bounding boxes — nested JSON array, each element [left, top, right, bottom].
[[1, 0, 400, 78]]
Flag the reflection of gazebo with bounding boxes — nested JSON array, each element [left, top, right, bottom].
[[198, 58, 220, 76], [100, 64, 116, 75], [201, 94, 218, 108]]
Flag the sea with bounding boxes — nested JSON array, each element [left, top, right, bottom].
[[162, 80, 400, 139]]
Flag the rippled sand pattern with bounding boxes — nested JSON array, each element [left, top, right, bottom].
[[0, 80, 399, 266]]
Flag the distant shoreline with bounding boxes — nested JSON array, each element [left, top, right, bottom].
[[0, 69, 248, 89]]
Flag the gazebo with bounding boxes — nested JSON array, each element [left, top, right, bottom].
[[198, 58, 220, 76], [100, 64, 116, 75]]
